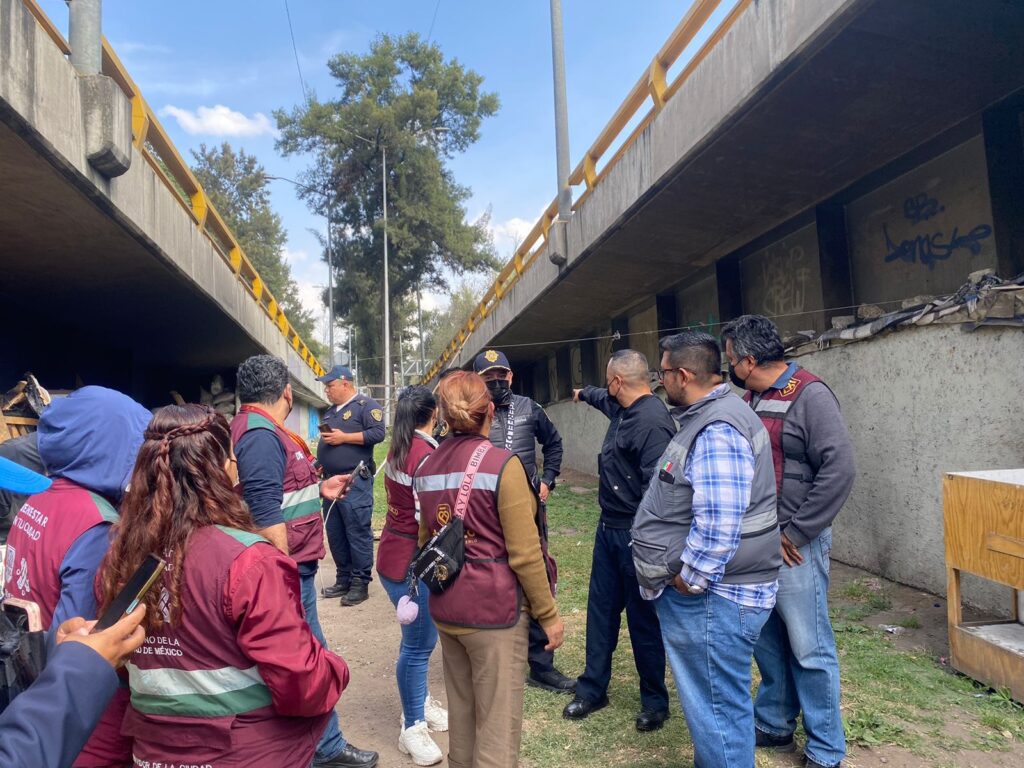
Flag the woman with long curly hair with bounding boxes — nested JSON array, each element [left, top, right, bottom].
[[98, 404, 350, 768]]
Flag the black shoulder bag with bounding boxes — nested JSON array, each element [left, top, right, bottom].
[[407, 441, 491, 595]]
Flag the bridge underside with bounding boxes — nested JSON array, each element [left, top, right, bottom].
[[0, 115, 316, 406], [485, 0, 1024, 369]]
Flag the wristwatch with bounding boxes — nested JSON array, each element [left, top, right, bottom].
[[674, 574, 705, 595]]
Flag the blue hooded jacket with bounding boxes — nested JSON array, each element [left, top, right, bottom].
[[38, 386, 152, 502], [34, 386, 151, 627]]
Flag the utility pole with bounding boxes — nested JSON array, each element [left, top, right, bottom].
[[548, 0, 572, 266], [69, 0, 102, 75], [326, 203, 335, 365], [382, 146, 391, 423], [417, 283, 426, 381]]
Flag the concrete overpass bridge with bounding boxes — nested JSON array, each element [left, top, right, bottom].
[[424, 0, 1024, 612], [0, 0, 327, 421]]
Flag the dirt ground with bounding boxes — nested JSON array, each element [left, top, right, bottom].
[[314, 480, 1024, 768]]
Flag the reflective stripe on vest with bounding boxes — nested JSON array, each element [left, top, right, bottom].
[[281, 483, 321, 522], [753, 399, 792, 416], [127, 662, 272, 717], [414, 471, 500, 494], [384, 461, 413, 486]]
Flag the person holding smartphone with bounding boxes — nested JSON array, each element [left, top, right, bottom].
[[99, 404, 352, 768], [315, 365, 385, 607]]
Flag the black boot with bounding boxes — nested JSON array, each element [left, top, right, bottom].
[[321, 581, 350, 599], [340, 579, 369, 606], [313, 743, 379, 767]]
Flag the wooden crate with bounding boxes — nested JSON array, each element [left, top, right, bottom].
[[0, 414, 38, 444], [944, 470, 1024, 702]]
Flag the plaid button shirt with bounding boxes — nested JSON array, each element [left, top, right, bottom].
[[678, 387, 778, 610]]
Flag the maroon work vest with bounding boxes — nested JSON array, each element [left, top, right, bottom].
[[231, 410, 325, 564], [2, 477, 131, 767], [3, 478, 117, 627], [744, 366, 825, 494], [415, 434, 525, 629], [123, 525, 330, 767], [377, 433, 435, 582]]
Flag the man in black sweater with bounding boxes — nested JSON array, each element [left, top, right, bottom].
[[563, 349, 675, 732]]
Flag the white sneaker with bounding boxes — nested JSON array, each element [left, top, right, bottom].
[[424, 693, 448, 732], [398, 721, 442, 766]]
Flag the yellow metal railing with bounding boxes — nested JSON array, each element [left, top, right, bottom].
[[20, 0, 325, 378], [421, 0, 751, 383]]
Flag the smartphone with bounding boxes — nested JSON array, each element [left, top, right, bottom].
[[318, 422, 332, 434], [92, 554, 166, 632], [338, 460, 367, 496]]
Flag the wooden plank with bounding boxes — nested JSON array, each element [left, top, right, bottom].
[[949, 625, 1024, 703], [987, 532, 1024, 560], [943, 473, 1024, 588]]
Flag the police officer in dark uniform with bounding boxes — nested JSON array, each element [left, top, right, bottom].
[[316, 365, 385, 606], [474, 349, 575, 694]]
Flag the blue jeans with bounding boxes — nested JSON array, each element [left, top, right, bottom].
[[380, 575, 439, 728], [656, 588, 770, 768], [323, 476, 374, 584], [300, 565, 347, 760], [754, 527, 845, 767], [575, 524, 668, 711]]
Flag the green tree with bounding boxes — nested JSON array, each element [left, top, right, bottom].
[[190, 143, 325, 359], [275, 32, 500, 384], [422, 278, 493, 365]]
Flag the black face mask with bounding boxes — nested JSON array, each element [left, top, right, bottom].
[[486, 379, 512, 406], [728, 363, 748, 390]]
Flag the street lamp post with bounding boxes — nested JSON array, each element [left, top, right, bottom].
[[266, 175, 336, 364]]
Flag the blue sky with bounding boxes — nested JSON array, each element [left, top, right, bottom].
[[38, 0, 735, 341]]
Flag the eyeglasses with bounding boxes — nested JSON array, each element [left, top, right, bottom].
[[657, 367, 685, 382]]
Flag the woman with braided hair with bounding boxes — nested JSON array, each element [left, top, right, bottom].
[[98, 404, 351, 768]]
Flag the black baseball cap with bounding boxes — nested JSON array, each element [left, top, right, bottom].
[[473, 349, 511, 374], [316, 365, 354, 383]]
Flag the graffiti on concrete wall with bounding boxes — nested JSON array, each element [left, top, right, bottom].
[[883, 192, 992, 270], [759, 245, 811, 317]]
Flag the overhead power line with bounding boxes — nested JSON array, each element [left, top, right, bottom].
[[283, 0, 308, 102], [426, 0, 442, 43]]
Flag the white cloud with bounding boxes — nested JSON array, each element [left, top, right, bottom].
[[490, 216, 534, 250], [159, 105, 277, 137], [282, 247, 309, 267]]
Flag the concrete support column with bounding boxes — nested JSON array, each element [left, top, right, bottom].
[[983, 105, 1024, 279], [715, 255, 743, 323], [816, 203, 854, 326]]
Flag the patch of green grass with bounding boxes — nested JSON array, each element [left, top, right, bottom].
[[516, 485, 1024, 767], [897, 615, 922, 630]]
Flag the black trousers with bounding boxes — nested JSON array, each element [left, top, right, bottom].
[[528, 616, 555, 674], [574, 522, 669, 711]]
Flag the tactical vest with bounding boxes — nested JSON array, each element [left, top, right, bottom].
[[745, 367, 831, 504], [631, 388, 781, 592], [231, 410, 325, 564], [414, 435, 524, 629], [3, 478, 117, 627], [377, 433, 435, 582], [123, 525, 329, 767], [489, 394, 540, 486]]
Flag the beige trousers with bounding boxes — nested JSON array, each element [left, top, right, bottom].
[[439, 611, 531, 768]]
